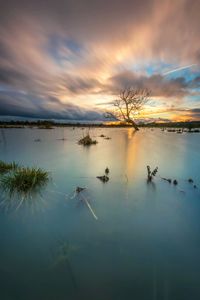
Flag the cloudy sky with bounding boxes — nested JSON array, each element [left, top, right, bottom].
[[0, 0, 200, 122]]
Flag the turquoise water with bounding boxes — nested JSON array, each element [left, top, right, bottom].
[[0, 127, 200, 300]]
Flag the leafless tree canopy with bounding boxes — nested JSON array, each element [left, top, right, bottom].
[[106, 87, 150, 130]]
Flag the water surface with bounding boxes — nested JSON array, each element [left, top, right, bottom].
[[0, 127, 200, 300]]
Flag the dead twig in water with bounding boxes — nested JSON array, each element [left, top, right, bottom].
[[81, 194, 98, 220], [160, 176, 185, 194], [74, 187, 98, 220], [160, 177, 172, 183]]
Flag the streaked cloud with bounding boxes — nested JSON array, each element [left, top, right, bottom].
[[0, 0, 200, 121]]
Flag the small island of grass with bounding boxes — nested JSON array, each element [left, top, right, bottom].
[[0, 161, 49, 205], [1, 167, 49, 197], [78, 134, 97, 146]]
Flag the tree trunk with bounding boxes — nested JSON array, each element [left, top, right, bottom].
[[127, 119, 139, 130]]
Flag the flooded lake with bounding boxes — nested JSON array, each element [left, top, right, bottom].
[[0, 127, 200, 300]]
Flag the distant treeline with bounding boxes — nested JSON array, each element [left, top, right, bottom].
[[0, 120, 200, 129], [139, 121, 200, 129], [0, 120, 132, 128]]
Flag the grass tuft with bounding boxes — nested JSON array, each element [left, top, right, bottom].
[[0, 167, 49, 197], [0, 160, 18, 174], [78, 134, 97, 146]]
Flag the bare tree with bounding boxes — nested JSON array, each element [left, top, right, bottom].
[[105, 87, 150, 130]]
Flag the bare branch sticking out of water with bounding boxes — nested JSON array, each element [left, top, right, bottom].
[[147, 166, 158, 182], [74, 187, 98, 220], [160, 175, 186, 194], [81, 194, 98, 220], [161, 177, 172, 183]]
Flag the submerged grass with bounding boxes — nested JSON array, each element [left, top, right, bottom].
[[0, 166, 49, 198], [0, 160, 18, 174], [51, 241, 79, 290]]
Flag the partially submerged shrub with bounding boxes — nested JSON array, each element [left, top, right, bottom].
[[97, 175, 109, 183], [167, 129, 176, 132], [0, 160, 18, 174], [97, 167, 110, 183], [78, 134, 97, 146], [147, 166, 158, 181], [0, 167, 49, 198], [176, 130, 183, 134], [105, 167, 109, 174], [76, 186, 86, 194]]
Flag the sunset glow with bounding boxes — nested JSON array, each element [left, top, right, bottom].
[[0, 0, 200, 122]]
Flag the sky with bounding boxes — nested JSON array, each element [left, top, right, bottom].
[[0, 0, 200, 122]]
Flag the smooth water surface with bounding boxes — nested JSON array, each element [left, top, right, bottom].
[[0, 127, 200, 300]]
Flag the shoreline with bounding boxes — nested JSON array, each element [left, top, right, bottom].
[[0, 121, 200, 129]]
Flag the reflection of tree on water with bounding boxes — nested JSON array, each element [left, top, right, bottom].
[[122, 129, 139, 179]]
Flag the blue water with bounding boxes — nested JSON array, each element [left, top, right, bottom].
[[0, 127, 200, 300]]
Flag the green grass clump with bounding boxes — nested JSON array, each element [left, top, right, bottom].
[[0, 160, 18, 174], [78, 134, 97, 146], [0, 167, 49, 197]]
